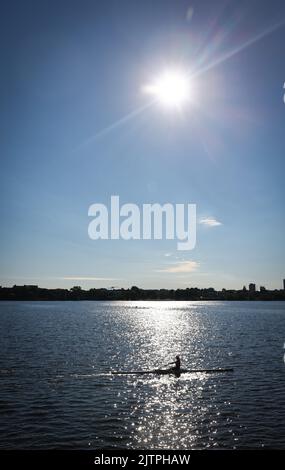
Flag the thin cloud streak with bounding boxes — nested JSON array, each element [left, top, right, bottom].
[[59, 277, 122, 281], [156, 260, 199, 273], [199, 217, 222, 227]]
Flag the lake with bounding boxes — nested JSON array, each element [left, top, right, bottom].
[[0, 301, 285, 449]]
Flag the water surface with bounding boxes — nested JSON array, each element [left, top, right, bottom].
[[0, 301, 285, 449]]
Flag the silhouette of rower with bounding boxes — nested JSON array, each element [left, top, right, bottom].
[[168, 355, 181, 371]]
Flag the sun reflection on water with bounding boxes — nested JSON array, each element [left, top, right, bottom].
[[109, 302, 233, 449], [119, 302, 207, 372], [127, 374, 213, 448]]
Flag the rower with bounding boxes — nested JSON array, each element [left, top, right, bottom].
[[168, 355, 181, 371]]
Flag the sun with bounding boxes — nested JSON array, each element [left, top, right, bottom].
[[143, 69, 192, 109]]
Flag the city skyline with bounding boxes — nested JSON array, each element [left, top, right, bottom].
[[1, 279, 285, 302], [1, 279, 284, 293]]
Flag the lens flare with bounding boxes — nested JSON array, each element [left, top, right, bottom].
[[143, 69, 192, 109]]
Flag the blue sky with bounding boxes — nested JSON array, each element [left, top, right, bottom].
[[1, 0, 285, 290]]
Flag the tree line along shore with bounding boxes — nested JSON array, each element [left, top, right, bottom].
[[0, 285, 285, 301]]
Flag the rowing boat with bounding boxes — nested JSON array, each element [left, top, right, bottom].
[[111, 367, 233, 376]]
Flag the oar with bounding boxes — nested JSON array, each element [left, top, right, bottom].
[[160, 360, 176, 368]]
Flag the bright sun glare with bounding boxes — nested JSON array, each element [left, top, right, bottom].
[[144, 69, 192, 109]]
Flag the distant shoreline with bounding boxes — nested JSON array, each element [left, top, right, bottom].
[[1, 299, 285, 302], [1, 285, 285, 302]]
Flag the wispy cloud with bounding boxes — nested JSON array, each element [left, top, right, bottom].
[[164, 253, 172, 257], [59, 277, 121, 281], [156, 261, 199, 273], [199, 217, 222, 227]]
